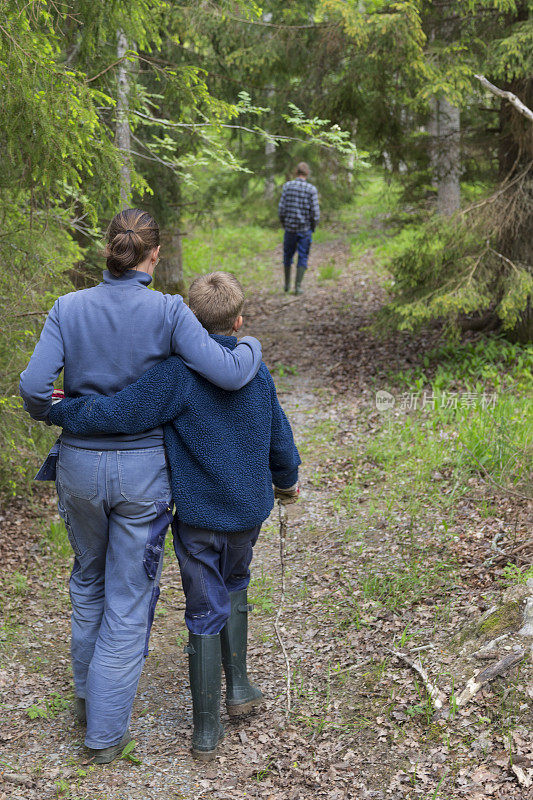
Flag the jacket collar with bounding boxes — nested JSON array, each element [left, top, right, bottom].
[[209, 334, 237, 350], [102, 269, 153, 287]]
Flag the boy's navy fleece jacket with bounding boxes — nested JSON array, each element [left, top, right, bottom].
[[49, 335, 300, 532]]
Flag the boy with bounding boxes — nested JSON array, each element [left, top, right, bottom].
[[49, 272, 300, 761]]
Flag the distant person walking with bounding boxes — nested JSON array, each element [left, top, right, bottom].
[[278, 162, 320, 295]]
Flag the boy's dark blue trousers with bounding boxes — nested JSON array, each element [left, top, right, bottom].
[[172, 519, 260, 635], [283, 230, 312, 270]]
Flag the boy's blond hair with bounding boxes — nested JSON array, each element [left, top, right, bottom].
[[188, 271, 244, 334]]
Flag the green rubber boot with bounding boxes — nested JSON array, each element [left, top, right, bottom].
[[283, 263, 291, 293], [294, 266, 306, 295], [221, 590, 263, 717], [187, 633, 223, 761], [88, 730, 132, 765]]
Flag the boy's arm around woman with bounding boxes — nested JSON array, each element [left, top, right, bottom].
[[49, 357, 301, 502]]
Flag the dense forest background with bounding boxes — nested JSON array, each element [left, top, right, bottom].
[[1, 0, 532, 493]]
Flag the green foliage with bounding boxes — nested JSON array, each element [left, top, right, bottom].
[[9, 572, 29, 597], [340, 330, 531, 542], [182, 224, 279, 287], [359, 558, 454, 610], [27, 693, 69, 720], [249, 566, 276, 613], [458, 394, 532, 490], [174, 0, 364, 212], [0, 2, 121, 208], [320, 1, 532, 331], [120, 739, 141, 764], [385, 208, 533, 334], [45, 520, 72, 561], [487, 16, 533, 82], [425, 338, 533, 392], [0, 199, 78, 500], [498, 562, 533, 587], [317, 259, 341, 282]]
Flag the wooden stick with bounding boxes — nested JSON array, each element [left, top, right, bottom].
[[455, 649, 525, 706], [474, 75, 533, 122], [274, 501, 291, 718], [387, 648, 446, 710]]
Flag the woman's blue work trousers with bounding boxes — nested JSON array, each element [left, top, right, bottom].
[[55, 443, 172, 749]]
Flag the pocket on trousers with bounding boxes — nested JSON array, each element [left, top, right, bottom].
[[117, 448, 171, 502], [228, 542, 253, 581], [57, 444, 101, 500], [143, 501, 173, 580]]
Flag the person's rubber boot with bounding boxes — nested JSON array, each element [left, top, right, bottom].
[[187, 633, 223, 761], [221, 589, 263, 717], [294, 266, 306, 295], [283, 263, 291, 293], [74, 697, 86, 724], [88, 730, 132, 764]]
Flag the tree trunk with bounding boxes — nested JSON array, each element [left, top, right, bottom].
[[431, 96, 461, 216], [428, 96, 439, 190], [116, 31, 132, 207], [157, 228, 184, 295], [157, 181, 185, 295]]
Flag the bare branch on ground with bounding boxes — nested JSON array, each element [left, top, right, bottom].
[[455, 649, 526, 706], [387, 648, 446, 710]]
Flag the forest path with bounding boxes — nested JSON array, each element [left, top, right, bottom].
[[1, 232, 531, 800]]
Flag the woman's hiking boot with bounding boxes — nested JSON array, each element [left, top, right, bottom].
[[294, 266, 306, 295], [187, 633, 224, 761], [221, 589, 263, 717], [88, 731, 132, 764]]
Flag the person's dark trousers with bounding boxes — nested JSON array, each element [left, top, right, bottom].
[[283, 230, 312, 291], [172, 520, 261, 635]]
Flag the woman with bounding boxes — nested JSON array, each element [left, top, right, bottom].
[[19, 209, 262, 763]]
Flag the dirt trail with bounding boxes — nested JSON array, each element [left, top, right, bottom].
[[1, 236, 531, 800]]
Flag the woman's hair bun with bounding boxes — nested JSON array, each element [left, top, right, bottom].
[[104, 209, 160, 276]]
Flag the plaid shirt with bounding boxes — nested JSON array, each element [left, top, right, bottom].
[[278, 178, 320, 233]]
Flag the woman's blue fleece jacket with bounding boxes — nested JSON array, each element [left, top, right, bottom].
[[48, 335, 300, 532]]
